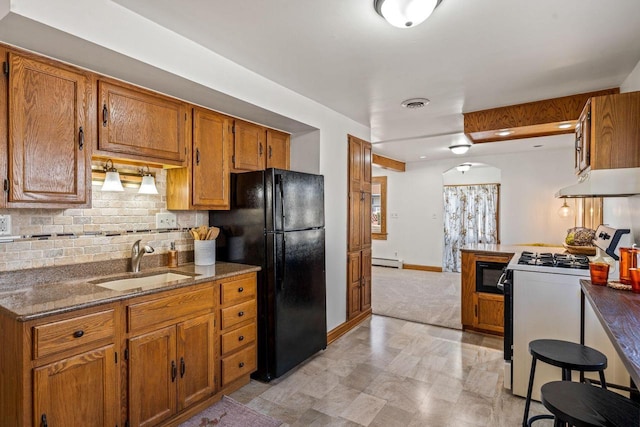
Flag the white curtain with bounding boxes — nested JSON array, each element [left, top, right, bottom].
[[443, 184, 499, 272]]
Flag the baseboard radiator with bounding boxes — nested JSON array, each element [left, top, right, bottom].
[[372, 257, 403, 269]]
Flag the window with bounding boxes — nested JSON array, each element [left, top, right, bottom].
[[372, 176, 387, 240]]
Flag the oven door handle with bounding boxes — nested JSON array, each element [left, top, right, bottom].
[[497, 271, 507, 292]]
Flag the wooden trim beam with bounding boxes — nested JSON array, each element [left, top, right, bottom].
[[463, 88, 619, 143], [372, 154, 405, 172]]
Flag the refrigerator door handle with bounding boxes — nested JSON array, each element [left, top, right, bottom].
[[279, 175, 286, 230], [281, 234, 286, 290]]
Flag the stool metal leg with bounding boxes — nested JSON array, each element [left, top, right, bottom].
[[599, 370, 607, 390], [523, 357, 537, 427]]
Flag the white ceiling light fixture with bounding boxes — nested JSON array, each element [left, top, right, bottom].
[[449, 139, 472, 155], [496, 129, 514, 137], [374, 0, 443, 29], [456, 163, 472, 173]]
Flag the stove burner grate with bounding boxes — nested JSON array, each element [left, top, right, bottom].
[[517, 252, 590, 269]]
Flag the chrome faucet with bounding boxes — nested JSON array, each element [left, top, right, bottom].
[[131, 239, 155, 273]]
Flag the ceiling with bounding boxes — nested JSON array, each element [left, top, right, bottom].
[[114, 0, 640, 163]]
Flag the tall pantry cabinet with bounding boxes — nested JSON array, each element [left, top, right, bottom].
[[347, 135, 372, 321]]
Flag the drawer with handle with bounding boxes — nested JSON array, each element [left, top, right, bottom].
[[33, 309, 115, 359], [221, 323, 256, 355], [220, 276, 256, 306], [220, 299, 256, 330], [221, 344, 256, 386]]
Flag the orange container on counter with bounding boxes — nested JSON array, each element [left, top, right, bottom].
[[589, 262, 610, 286], [619, 247, 639, 285]]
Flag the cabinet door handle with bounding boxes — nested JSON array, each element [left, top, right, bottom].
[[239, 362, 245, 368], [259, 143, 263, 156], [102, 104, 108, 127], [78, 126, 84, 151], [238, 311, 245, 317], [269, 145, 273, 159], [196, 148, 201, 165], [238, 335, 244, 341], [171, 360, 177, 382], [41, 414, 48, 427], [238, 287, 244, 293], [73, 330, 84, 338], [180, 357, 186, 378]]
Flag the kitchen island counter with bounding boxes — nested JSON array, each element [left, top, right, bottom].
[[581, 279, 640, 387]]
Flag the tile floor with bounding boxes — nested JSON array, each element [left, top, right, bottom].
[[230, 315, 552, 426]]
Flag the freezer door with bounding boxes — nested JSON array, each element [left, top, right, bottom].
[[273, 228, 327, 377], [266, 169, 324, 232]]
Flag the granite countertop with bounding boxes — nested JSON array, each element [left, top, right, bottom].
[[581, 280, 640, 387], [461, 243, 565, 256], [0, 262, 261, 322]]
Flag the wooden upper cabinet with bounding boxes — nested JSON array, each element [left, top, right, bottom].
[[266, 129, 290, 169], [6, 51, 91, 207], [192, 108, 230, 209], [577, 91, 640, 174], [232, 120, 265, 171], [347, 135, 372, 252], [97, 78, 188, 166], [231, 121, 291, 171]]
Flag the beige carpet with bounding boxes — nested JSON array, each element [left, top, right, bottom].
[[372, 266, 462, 330]]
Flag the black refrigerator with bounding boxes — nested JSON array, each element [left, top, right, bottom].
[[210, 168, 327, 381]]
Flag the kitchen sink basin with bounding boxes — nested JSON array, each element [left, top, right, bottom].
[[93, 272, 195, 292]]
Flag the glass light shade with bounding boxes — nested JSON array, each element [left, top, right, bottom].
[[558, 200, 573, 217], [449, 143, 471, 155], [138, 175, 159, 194], [101, 171, 124, 192], [456, 163, 471, 173], [379, 0, 438, 28]]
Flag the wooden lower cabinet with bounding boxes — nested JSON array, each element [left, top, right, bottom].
[[473, 292, 504, 333], [128, 314, 215, 427], [347, 249, 372, 321], [0, 273, 258, 427], [218, 274, 258, 387], [33, 345, 118, 427], [461, 250, 512, 335]]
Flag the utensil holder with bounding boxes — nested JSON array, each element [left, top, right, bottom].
[[194, 240, 216, 266]]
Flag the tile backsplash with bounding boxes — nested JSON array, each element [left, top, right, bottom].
[[0, 162, 207, 272]]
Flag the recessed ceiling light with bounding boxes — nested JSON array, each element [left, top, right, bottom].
[[419, 155, 427, 159], [558, 123, 573, 129], [401, 98, 430, 109], [496, 129, 514, 137]]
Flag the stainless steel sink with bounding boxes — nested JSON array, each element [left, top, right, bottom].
[[93, 272, 194, 292]]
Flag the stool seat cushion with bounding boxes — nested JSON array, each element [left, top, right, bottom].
[[529, 339, 607, 371], [541, 381, 640, 427]]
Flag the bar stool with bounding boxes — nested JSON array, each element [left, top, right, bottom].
[[541, 381, 640, 427], [522, 339, 608, 427]]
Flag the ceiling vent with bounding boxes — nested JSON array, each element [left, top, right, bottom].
[[401, 98, 430, 109]]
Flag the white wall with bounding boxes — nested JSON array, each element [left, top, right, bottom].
[[372, 144, 577, 267], [1, 0, 371, 331]]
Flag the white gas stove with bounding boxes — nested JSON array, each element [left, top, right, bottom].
[[505, 225, 631, 400]]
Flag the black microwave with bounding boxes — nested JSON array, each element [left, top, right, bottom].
[[476, 261, 508, 294]]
